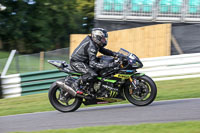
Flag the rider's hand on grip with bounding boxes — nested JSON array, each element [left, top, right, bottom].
[[113, 52, 121, 58]]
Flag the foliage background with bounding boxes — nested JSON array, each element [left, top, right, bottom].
[[0, 0, 94, 53]]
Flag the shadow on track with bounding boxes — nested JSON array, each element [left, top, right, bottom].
[[53, 99, 194, 114]]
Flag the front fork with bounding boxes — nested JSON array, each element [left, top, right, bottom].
[[129, 77, 138, 89], [128, 73, 144, 94], [129, 77, 138, 94]]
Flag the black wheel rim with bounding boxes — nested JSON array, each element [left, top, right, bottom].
[[53, 87, 77, 107], [129, 79, 152, 101]]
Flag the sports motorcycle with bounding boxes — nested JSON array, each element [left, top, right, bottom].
[[48, 48, 157, 112]]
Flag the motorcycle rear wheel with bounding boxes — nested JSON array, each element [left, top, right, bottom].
[[48, 79, 82, 112], [124, 75, 157, 106]]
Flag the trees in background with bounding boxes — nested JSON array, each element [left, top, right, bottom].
[[0, 0, 94, 53]]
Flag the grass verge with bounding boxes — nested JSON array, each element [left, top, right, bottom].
[[12, 121, 200, 133], [1, 77, 200, 116], [0, 51, 9, 59]]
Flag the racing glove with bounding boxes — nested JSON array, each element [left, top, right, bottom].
[[113, 52, 121, 58]]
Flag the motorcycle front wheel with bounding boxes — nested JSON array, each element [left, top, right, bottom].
[[48, 79, 82, 112], [124, 75, 157, 106]]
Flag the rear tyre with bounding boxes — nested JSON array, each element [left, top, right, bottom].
[[48, 79, 82, 112], [124, 75, 157, 106]]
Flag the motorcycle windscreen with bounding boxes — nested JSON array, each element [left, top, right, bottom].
[[118, 48, 130, 56]]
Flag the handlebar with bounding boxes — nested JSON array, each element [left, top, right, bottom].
[[114, 54, 129, 69]]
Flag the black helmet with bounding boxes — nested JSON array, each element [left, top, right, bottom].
[[91, 28, 108, 47]]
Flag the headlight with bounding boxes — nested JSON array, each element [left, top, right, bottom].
[[132, 62, 139, 67]]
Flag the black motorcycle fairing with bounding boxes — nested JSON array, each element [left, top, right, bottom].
[[98, 67, 116, 77], [99, 55, 114, 64], [118, 48, 143, 69]]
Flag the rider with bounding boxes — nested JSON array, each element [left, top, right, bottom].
[[70, 28, 118, 94]]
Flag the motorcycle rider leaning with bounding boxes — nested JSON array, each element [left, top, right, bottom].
[[70, 28, 118, 94]]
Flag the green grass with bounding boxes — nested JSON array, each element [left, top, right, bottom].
[[0, 93, 54, 116], [0, 51, 10, 73], [12, 121, 200, 133], [155, 77, 200, 100], [5, 55, 60, 74], [0, 50, 69, 74], [0, 51, 9, 59], [1, 77, 200, 116]]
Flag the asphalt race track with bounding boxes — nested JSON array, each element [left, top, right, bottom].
[[0, 98, 200, 133]]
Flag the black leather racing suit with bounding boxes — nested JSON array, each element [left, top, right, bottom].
[[70, 35, 114, 83]]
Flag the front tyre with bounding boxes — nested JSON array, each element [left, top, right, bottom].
[[48, 79, 82, 112], [124, 75, 157, 106]]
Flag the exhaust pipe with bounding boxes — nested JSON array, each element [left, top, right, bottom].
[[56, 81, 77, 97]]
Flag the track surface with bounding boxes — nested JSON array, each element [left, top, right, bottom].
[[0, 98, 200, 133]]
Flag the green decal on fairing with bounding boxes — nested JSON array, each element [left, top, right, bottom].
[[97, 77, 117, 83], [72, 72, 82, 75], [110, 91, 117, 97]]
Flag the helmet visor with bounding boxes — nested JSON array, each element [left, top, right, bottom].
[[102, 30, 108, 44], [101, 37, 108, 47], [103, 31, 108, 38]]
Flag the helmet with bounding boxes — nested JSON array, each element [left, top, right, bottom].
[[91, 28, 108, 47]]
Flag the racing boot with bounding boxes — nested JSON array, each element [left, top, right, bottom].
[[72, 78, 83, 95]]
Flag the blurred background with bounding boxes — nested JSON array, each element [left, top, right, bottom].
[[0, 0, 94, 53], [95, 0, 200, 55], [1, 0, 200, 74], [0, 0, 94, 74], [0, 0, 200, 74], [0, 0, 200, 75]]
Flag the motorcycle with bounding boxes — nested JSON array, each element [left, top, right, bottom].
[[48, 48, 157, 112]]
